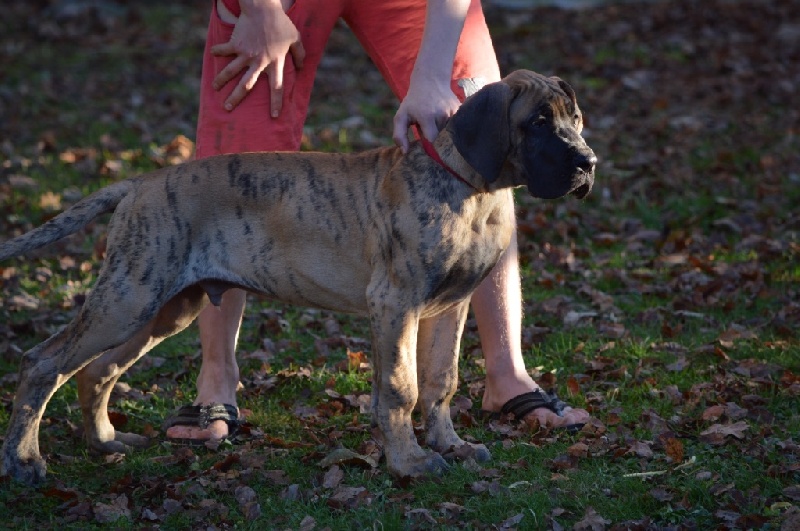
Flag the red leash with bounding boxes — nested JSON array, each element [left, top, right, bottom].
[[417, 133, 478, 191]]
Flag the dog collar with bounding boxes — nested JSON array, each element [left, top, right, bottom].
[[419, 137, 479, 191]]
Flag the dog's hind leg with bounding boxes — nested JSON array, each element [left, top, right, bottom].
[[0, 329, 73, 484], [1, 287, 170, 484], [416, 302, 491, 464], [76, 285, 209, 454]]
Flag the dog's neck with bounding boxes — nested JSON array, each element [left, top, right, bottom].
[[424, 132, 487, 192], [420, 137, 480, 191]]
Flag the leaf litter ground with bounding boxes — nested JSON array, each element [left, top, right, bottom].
[[0, 0, 798, 529]]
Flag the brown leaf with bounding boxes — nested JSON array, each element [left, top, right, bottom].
[[437, 501, 466, 517], [327, 486, 372, 510], [566, 375, 581, 397], [782, 485, 800, 501], [405, 508, 437, 524], [699, 421, 749, 445], [39, 191, 62, 211], [549, 454, 579, 471], [94, 494, 131, 524], [162, 134, 194, 165], [593, 232, 620, 246], [650, 488, 674, 502], [263, 469, 291, 485], [318, 448, 377, 469], [701, 405, 726, 421], [470, 480, 505, 496], [235, 486, 261, 521], [664, 437, 685, 463], [298, 515, 317, 531], [42, 486, 79, 501], [573, 506, 611, 530], [498, 512, 525, 529], [665, 356, 689, 372], [568, 442, 590, 458], [626, 441, 653, 459], [234, 485, 257, 506], [598, 322, 627, 339], [347, 349, 369, 372], [322, 465, 344, 489], [281, 484, 303, 502], [212, 453, 240, 471]]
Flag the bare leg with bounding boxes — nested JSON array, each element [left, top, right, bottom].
[[475, 227, 590, 428], [165, 288, 245, 441]]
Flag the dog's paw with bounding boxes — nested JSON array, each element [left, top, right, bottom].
[[2, 453, 47, 485], [422, 452, 450, 475], [88, 431, 151, 455], [114, 431, 152, 449], [439, 441, 491, 464], [474, 444, 491, 462], [390, 450, 450, 479]]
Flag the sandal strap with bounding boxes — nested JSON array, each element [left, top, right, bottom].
[[162, 403, 240, 431], [499, 389, 568, 420], [162, 404, 203, 431], [199, 403, 240, 430]]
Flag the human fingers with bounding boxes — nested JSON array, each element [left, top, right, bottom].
[[267, 61, 285, 118], [224, 63, 266, 111], [213, 54, 250, 92], [392, 111, 411, 153], [289, 40, 305, 70], [416, 117, 441, 145], [210, 41, 236, 57]]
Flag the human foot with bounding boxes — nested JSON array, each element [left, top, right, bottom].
[[482, 376, 590, 430], [164, 403, 239, 443]]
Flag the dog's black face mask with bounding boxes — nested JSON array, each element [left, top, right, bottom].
[[520, 94, 596, 199], [448, 71, 596, 200]]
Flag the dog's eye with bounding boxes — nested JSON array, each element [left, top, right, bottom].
[[530, 116, 547, 128]]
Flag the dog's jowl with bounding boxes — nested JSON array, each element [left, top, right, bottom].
[[0, 70, 595, 484]]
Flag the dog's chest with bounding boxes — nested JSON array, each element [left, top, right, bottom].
[[419, 194, 514, 307]]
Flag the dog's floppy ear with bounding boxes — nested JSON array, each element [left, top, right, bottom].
[[448, 81, 514, 183], [552, 77, 576, 106]]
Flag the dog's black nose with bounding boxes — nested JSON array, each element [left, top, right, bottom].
[[575, 152, 597, 173]]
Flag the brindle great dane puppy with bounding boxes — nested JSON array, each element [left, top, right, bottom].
[[0, 70, 595, 484]]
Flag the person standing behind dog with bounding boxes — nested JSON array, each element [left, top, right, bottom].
[[163, 0, 590, 442]]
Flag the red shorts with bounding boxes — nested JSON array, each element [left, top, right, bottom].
[[196, 0, 500, 158]]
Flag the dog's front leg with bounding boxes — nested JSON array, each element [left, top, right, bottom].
[[417, 302, 490, 463], [368, 294, 448, 478]]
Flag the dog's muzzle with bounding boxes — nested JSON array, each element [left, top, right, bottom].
[[570, 151, 596, 199]]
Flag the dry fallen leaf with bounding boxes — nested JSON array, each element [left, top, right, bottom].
[[94, 494, 131, 524], [568, 442, 590, 458], [318, 447, 377, 469], [573, 506, 611, 531], [626, 441, 654, 459], [664, 437, 685, 463], [322, 464, 345, 489], [699, 421, 749, 445]]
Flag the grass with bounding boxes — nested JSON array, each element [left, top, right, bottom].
[[1, 1, 799, 529]]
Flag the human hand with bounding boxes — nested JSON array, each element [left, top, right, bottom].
[[210, 0, 305, 116], [393, 75, 461, 153]]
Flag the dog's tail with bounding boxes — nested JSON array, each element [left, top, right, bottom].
[[0, 178, 137, 261]]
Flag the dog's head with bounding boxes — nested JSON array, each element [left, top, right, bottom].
[[447, 70, 595, 199]]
